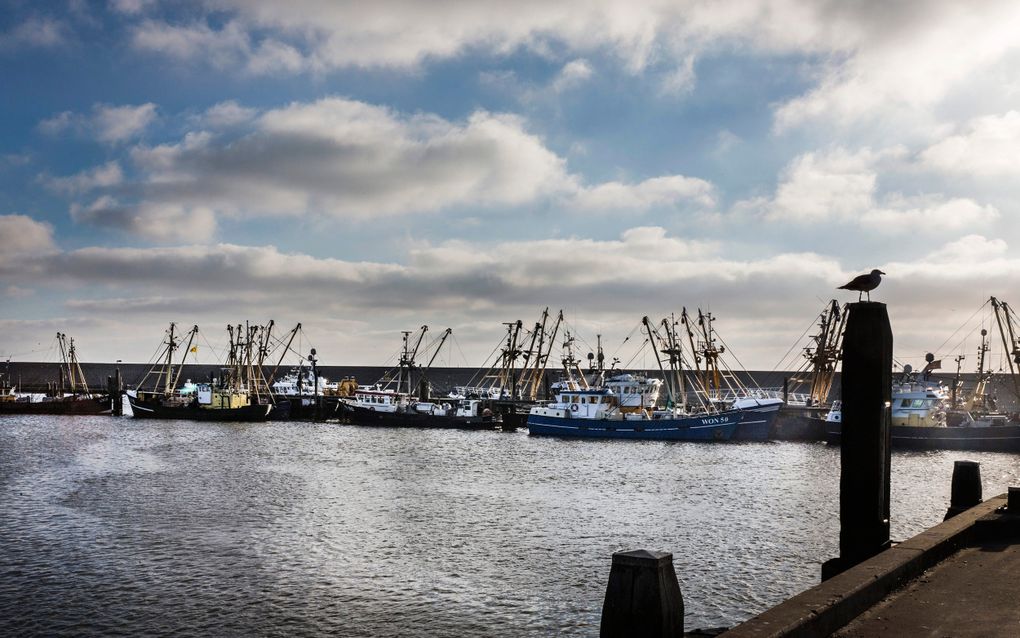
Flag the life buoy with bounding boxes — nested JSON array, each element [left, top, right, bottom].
[[570, 403, 579, 412]]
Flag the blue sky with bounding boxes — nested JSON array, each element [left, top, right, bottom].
[[2, 0, 1020, 370]]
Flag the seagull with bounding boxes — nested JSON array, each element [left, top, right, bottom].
[[839, 269, 885, 301]]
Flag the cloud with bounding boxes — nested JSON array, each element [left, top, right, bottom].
[[773, 1, 1020, 132], [570, 175, 715, 211], [109, 0, 157, 14], [0, 17, 66, 52], [71, 197, 217, 242], [193, 100, 258, 128], [58, 97, 712, 239], [762, 147, 999, 230], [5, 211, 1020, 367], [93, 103, 158, 143], [42, 161, 124, 194], [550, 59, 593, 92], [37, 103, 158, 144], [130, 19, 306, 75], [921, 111, 1020, 178], [0, 215, 57, 275], [118, 1, 877, 76]]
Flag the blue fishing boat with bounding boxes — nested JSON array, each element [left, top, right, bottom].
[[526, 387, 742, 441]]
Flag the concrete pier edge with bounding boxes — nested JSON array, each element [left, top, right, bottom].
[[718, 494, 1009, 638]]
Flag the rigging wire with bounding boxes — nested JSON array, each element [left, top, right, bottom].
[[770, 312, 821, 374], [931, 298, 991, 357]]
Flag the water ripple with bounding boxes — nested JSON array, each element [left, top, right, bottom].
[[1, 415, 1018, 636]]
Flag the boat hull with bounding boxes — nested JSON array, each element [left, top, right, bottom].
[[0, 395, 111, 416], [128, 395, 272, 422], [771, 405, 829, 441], [527, 410, 742, 441], [732, 402, 783, 441], [338, 402, 501, 430], [825, 422, 1020, 452]]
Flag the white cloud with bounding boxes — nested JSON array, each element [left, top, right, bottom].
[[92, 103, 158, 143], [119, 1, 873, 76], [38, 111, 76, 136], [42, 161, 124, 194], [6, 214, 1020, 367], [762, 147, 998, 231], [130, 20, 308, 75], [570, 175, 715, 211], [37, 103, 157, 144], [194, 101, 259, 128], [58, 97, 711, 238], [551, 59, 593, 92], [921, 111, 1020, 177], [0, 17, 66, 51], [773, 1, 1020, 132], [71, 197, 217, 242], [109, 0, 157, 14], [0, 214, 57, 274]]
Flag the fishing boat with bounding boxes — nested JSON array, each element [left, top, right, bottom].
[[826, 297, 1020, 451], [337, 326, 501, 429], [526, 386, 743, 441], [642, 312, 783, 441], [823, 385, 1020, 452], [127, 323, 273, 422], [772, 300, 847, 440], [0, 333, 112, 416], [449, 309, 564, 429]]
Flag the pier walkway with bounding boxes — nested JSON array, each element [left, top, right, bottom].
[[720, 492, 1020, 638]]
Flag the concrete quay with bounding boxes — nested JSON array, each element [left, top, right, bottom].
[[719, 492, 1020, 637]]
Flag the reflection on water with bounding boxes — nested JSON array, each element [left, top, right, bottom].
[[1, 416, 1017, 636]]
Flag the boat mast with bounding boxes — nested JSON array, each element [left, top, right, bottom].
[[498, 321, 523, 397], [680, 308, 703, 395], [806, 300, 846, 406], [171, 326, 198, 393], [534, 310, 562, 400], [397, 325, 428, 395], [642, 316, 675, 408], [164, 322, 177, 395], [56, 332, 74, 395], [515, 310, 545, 399], [991, 297, 1020, 401], [520, 309, 561, 400], [659, 315, 687, 411], [697, 309, 723, 400], [267, 323, 301, 386], [68, 336, 90, 397], [587, 334, 605, 387], [561, 330, 588, 389]]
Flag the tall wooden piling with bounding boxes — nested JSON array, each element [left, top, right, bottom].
[[600, 549, 684, 638], [112, 367, 123, 416], [822, 302, 892, 580]]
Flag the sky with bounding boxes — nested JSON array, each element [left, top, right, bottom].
[[2, 0, 1020, 371]]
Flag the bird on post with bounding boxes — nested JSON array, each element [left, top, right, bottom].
[[839, 269, 885, 301]]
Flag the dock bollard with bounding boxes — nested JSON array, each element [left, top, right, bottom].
[[944, 460, 982, 520], [600, 549, 684, 638]]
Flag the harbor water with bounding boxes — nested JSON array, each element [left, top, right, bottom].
[[1, 416, 1018, 637]]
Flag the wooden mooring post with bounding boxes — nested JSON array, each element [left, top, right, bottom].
[[821, 302, 892, 580], [107, 367, 124, 416], [600, 550, 684, 638], [944, 460, 982, 520]]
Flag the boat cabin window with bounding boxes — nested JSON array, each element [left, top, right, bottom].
[[910, 399, 925, 408], [900, 399, 911, 407]]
